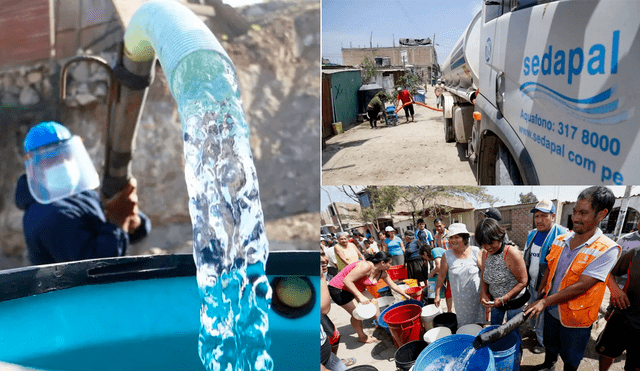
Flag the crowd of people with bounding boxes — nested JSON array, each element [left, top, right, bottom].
[[321, 186, 639, 371]]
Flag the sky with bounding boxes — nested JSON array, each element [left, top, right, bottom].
[[320, 186, 635, 214], [322, 0, 483, 65]]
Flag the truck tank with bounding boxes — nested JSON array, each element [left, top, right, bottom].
[[441, 11, 481, 102]]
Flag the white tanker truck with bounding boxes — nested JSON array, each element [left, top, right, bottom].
[[440, 0, 640, 185]]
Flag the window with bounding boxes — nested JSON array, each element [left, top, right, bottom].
[[512, 0, 560, 12], [484, 0, 503, 23], [600, 208, 639, 234]]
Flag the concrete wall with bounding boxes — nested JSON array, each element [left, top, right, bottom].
[[54, 0, 123, 59]]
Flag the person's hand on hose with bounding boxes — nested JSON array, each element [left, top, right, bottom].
[[105, 177, 142, 234]]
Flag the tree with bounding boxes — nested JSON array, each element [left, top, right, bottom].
[[394, 72, 422, 96], [401, 186, 499, 223], [519, 192, 538, 204], [339, 186, 500, 232], [338, 186, 402, 232], [361, 56, 379, 83]]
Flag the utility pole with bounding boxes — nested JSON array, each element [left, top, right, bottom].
[[431, 33, 436, 83], [322, 187, 344, 232], [613, 185, 633, 240], [370, 31, 373, 48]]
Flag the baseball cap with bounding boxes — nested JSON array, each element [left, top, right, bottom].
[[482, 207, 502, 221], [531, 199, 556, 214], [385, 226, 395, 232]]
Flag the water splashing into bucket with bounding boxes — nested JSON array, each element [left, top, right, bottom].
[[172, 49, 273, 371], [422, 346, 477, 371]]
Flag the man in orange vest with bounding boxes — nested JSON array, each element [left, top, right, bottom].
[[525, 186, 620, 371]]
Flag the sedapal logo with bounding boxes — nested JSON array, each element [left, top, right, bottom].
[[519, 30, 632, 125], [519, 82, 632, 125], [485, 38, 492, 63]]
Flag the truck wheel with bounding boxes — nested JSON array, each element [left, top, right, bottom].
[[444, 117, 455, 143], [495, 143, 523, 185]]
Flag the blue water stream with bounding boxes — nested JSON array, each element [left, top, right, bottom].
[[171, 49, 273, 371]]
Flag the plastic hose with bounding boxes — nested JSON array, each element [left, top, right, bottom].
[[123, 0, 231, 93]]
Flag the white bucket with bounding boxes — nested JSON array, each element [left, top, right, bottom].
[[423, 326, 451, 344], [420, 304, 442, 331], [377, 296, 395, 309], [391, 284, 409, 302], [352, 303, 377, 321], [457, 324, 483, 336]]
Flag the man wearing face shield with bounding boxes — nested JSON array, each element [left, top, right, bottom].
[[14, 121, 151, 265]]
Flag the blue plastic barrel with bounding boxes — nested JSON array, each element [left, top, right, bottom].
[[0, 252, 318, 371], [477, 325, 522, 371], [414, 334, 495, 371], [373, 299, 424, 333]]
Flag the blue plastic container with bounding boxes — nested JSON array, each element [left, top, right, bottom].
[[0, 252, 318, 371], [414, 334, 495, 371], [477, 325, 522, 371], [373, 299, 424, 333], [377, 286, 391, 296]]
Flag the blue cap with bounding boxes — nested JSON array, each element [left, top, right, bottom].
[[23, 122, 72, 153]]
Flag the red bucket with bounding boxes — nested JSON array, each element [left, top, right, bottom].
[[405, 286, 423, 302], [387, 265, 408, 281], [382, 304, 423, 348]]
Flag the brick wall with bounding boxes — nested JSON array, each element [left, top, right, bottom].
[[474, 203, 537, 249], [342, 45, 435, 67], [0, 0, 51, 66], [508, 206, 534, 248]]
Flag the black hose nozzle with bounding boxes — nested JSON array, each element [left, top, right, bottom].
[[472, 310, 530, 350]]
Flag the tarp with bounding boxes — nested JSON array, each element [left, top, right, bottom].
[[399, 38, 432, 46]]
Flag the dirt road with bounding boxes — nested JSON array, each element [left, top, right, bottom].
[[322, 93, 477, 185]]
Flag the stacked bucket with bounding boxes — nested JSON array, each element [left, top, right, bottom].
[[373, 272, 521, 371]]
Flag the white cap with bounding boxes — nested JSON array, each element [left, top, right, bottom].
[[385, 226, 395, 232], [448, 223, 471, 237]]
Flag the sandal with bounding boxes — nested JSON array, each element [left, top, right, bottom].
[[341, 357, 356, 367]]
